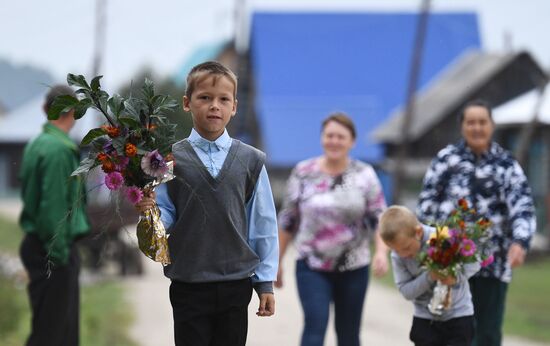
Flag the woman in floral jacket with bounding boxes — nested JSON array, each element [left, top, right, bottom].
[[276, 112, 388, 346], [416, 99, 536, 346]]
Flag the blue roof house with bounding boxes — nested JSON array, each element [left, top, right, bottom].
[[249, 11, 481, 167]]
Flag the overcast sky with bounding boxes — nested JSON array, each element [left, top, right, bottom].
[[1, 0, 549, 91]]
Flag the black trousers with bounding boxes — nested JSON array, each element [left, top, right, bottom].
[[409, 315, 474, 346], [20, 234, 80, 346], [169, 278, 253, 346]]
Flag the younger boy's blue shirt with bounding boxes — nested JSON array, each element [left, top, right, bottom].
[[156, 128, 279, 286]]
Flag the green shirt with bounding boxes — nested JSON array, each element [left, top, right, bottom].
[[19, 123, 90, 265]]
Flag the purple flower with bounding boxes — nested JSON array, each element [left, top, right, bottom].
[[449, 228, 461, 238], [460, 239, 476, 257], [105, 171, 124, 190], [125, 186, 144, 205], [141, 150, 168, 178], [481, 254, 494, 267], [103, 141, 116, 155], [115, 155, 130, 171]]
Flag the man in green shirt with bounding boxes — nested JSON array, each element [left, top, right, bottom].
[[19, 85, 90, 346]]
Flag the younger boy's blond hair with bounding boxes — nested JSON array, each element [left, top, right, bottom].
[[185, 61, 238, 99], [379, 205, 420, 243]]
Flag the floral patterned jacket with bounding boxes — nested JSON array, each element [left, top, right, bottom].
[[278, 157, 387, 272], [416, 140, 536, 283]]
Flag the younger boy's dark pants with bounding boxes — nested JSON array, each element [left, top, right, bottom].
[[409, 315, 474, 346], [170, 278, 253, 346], [20, 233, 80, 346]]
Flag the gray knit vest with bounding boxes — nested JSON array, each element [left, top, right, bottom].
[[164, 138, 266, 283]]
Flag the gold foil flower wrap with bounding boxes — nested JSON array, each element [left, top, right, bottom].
[[135, 161, 174, 265], [136, 204, 171, 265]]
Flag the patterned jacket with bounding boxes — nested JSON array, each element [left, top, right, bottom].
[[416, 140, 536, 283]]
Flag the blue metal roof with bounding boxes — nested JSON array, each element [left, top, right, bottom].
[[250, 12, 480, 166]]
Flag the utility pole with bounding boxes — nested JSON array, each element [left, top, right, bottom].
[[392, 0, 431, 204], [92, 0, 106, 77]]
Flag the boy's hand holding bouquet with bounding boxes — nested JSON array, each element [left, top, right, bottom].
[[48, 74, 179, 265]]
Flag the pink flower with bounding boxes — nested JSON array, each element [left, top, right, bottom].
[[141, 150, 168, 178], [125, 186, 144, 205], [481, 254, 494, 267], [460, 239, 476, 257], [105, 171, 124, 190]]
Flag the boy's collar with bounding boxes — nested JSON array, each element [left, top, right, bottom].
[[189, 128, 232, 150]]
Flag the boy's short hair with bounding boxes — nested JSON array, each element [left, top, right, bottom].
[[321, 112, 356, 139], [185, 61, 238, 99], [379, 205, 419, 243], [44, 85, 76, 115]]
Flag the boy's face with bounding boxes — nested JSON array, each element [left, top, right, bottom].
[[183, 74, 237, 141], [387, 226, 423, 259]]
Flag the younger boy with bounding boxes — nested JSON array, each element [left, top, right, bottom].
[[137, 61, 278, 346], [379, 206, 479, 346]]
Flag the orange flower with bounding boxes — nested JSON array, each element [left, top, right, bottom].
[[101, 160, 115, 173], [125, 143, 137, 157], [458, 198, 469, 211], [458, 220, 466, 230], [477, 219, 491, 228], [96, 152, 109, 162], [147, 123, 158, 131], [101, 125, 120, 138]]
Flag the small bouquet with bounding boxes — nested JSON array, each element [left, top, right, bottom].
[[418, 198, 494, 315], [48, 74, 179, 265]]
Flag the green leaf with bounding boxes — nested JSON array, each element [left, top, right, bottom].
[[124, 97, 146, 121], [92, 137, 109, 151], [151, 95, 179, 115], [67, 73, 91, 90], [108, 94, 125, 117], [142, 78, 155, 100], [111, 137, 126, 156], [73, 98, 93, 119], [118, 116, 141, 129], [47, 95, 80, 120], [90, 75, 103, 92], [71, 158, 97, 177], [81, 128, 107, 146]]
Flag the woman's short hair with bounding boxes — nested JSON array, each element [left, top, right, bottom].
[[458, 99, 493, 124], [321, 112, 356, 139]]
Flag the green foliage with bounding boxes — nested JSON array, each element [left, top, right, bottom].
[[504, 257, 550, 342], [0, 276, 26, 342], [0, 216, 22, 254], [0, 275, 137, 346], [117, 68, 193, 140]]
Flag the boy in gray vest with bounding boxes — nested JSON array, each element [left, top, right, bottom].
[[136, 61, 278, 346], [379, 206, 479, 346]]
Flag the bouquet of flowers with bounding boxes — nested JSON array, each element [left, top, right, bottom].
[[48, 74, 179, 265], [418, 198, 494, 315]]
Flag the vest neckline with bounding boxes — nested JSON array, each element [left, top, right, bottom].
[[181, 139, 240, 188]]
